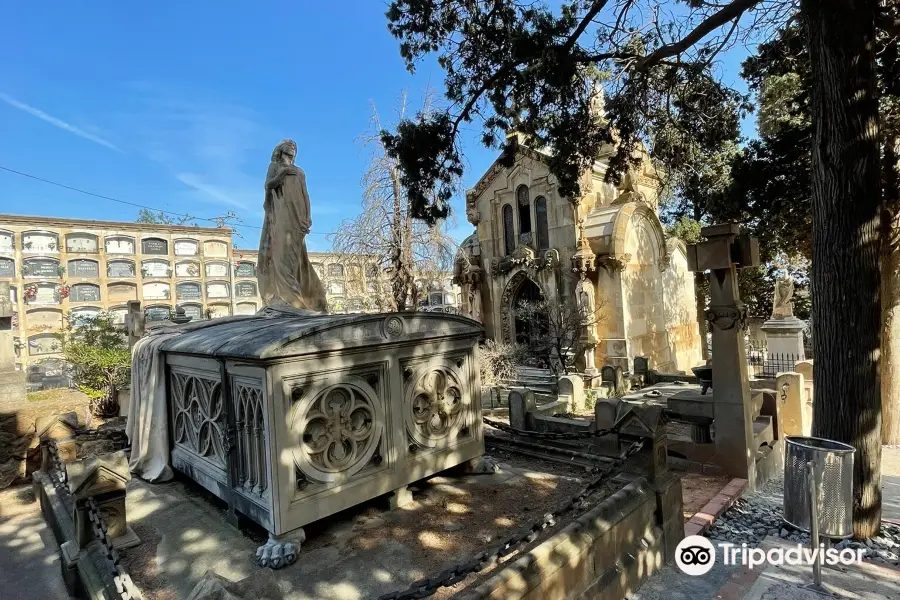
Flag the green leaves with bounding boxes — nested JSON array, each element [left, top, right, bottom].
[[56, 311, 131, 405], [383, 0, 754, 221]]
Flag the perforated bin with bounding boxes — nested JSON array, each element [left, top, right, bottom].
[[783, 436, 855, 539]]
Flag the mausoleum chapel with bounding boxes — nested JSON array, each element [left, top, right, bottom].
[[454, 134, 701, 373]]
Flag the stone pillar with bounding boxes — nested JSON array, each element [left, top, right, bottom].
[[687, 224, 760, 490], [66, 450, 139, 549], [616, 405, 684, 563], [0, 281, 25, 407], [776, 372, 809, 436], [125, 300, 144, 349]]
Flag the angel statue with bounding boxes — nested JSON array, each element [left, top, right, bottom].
[[772, 276, 795, 319], [257, 139, 328, 313]]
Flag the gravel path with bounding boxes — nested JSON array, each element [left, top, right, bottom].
[[705, 474, 900, 568]]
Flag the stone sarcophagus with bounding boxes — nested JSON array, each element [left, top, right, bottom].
[[159, 312, 484, 553]]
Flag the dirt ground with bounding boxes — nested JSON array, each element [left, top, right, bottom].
[[1, 388, 94, 437], [680, 474, 733, 521]]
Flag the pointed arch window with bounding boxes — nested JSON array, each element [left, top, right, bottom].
[[502, 204, 515, 255], [535, 196, 549, 251], [517, 185, 532, 234]]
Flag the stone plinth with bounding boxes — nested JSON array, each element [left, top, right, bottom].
[[760, 316, 806, 362]]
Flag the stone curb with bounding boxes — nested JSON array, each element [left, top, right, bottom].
[[684, 478, 748, 537]]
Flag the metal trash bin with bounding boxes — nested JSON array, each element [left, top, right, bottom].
[[783, 436, 855, 538]]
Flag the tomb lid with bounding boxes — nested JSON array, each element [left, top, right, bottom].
[[159, 312, 483, 359]]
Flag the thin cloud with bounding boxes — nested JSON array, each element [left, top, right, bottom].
[[175, 172, 251, 211], [0, 92, 122, 152]]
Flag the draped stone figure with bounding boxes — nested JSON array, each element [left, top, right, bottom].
[[772, 276, 795, 319], [258, 140, 328, 313], [576, 277, 595, 325]]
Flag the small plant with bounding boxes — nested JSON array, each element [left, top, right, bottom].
[[57, 265, 66, 277], [479, 339, 526, 387], [56, 311, 130, 418], [584, 389, 597, 411]]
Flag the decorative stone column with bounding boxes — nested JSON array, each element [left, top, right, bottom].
[[687, 224, 760, 490], [571, 217, 598, 377]]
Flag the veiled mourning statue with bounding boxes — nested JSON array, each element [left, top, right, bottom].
[[772, 276, 795, 319], [258, 139, 328, 313]]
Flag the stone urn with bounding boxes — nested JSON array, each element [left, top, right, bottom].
[[692, 365, 713, 395]]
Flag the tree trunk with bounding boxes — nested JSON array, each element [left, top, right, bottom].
[[882, 138, 900, 444], [389, 164, 406, 311], [803, 0, 882, 538]]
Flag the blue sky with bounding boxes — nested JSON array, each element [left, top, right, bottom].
[[0, 2, 755, 252]]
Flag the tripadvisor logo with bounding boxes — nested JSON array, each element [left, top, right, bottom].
[[675, 536, 716, 576], [675, 534, 866, 576]]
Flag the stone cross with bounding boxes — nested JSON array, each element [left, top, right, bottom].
[[687, 223, 760, 490], [125, 300, 144, 349], [0, 281, 16, 371], [0, 281, 25, 406]]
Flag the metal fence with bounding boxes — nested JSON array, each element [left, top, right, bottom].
[[745, 341, 809, 378]]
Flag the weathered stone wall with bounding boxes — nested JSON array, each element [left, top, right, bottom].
[[455, 479, 663, 600]]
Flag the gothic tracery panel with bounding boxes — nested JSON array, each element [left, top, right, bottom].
[[170, 371, 227, 467], [403, 360, 471, 452], [233, 380, 269, 499], [289, 374, 385, 488]]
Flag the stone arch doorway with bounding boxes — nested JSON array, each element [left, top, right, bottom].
[[500, 270, 548, 346], [513, 278, 546, 345]]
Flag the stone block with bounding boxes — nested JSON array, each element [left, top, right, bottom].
[[508, 387, 536, 431], [633, 356, 650, 376], [594, 398, 621, 430], [795, 359, 813, 382], [711, 402, 755, 480], [558, 375, 584, 410], [186, 569, 285, 600], [66, 451, 138, 549], [652, 473, 684, 563], [777, 372, 809, 437]]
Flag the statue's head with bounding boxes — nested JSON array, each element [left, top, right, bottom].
[[272, 139, 297, 166]]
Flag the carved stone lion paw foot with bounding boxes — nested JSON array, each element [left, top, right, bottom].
[[255, 530, 304, 569], [467, 455, 502, 474]]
